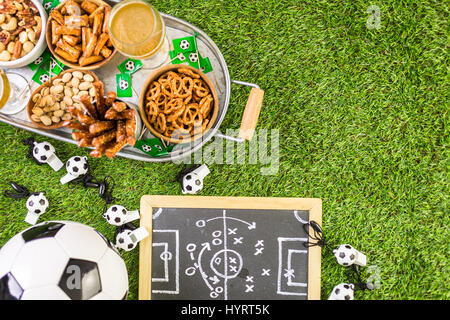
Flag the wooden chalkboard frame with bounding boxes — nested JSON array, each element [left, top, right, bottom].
[[139, 196, 322, 300]]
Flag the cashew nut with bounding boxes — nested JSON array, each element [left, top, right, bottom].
[[2, 17, 17, 32]]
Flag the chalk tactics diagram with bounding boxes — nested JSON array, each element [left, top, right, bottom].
[[151, 208, 311, 300]]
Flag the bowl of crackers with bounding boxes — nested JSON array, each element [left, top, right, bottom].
[[27, 68, 99, 129], [0, 0, 47, 68], [45, 0, 116, 70], [139, 65, 219, 144]]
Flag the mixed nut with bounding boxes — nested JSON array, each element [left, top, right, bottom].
[[0, 0, 42, 61], [30, 70, 96, 126]]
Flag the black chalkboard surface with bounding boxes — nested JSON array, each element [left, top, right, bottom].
[[139, 196, 322, 300]]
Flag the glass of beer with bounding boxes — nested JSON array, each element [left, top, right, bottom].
[[108, 0, 169, 68], [0, 70, 30, 115]]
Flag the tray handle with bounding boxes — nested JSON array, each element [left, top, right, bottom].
[[232, 80, 265, 141]]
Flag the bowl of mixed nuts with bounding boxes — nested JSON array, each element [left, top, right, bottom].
[[26, 68, 99, 129], [0, 0, 47, 68]]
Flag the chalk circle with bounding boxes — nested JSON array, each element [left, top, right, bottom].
[[210, 291, 219, 299], [212, 230, 222, 238], [196, 220, 206, 228], [215, 286, 223, 294], [160, 251, 172, 261], [185, 267, 196, 276], [186, 243, 197, 252], [212, 238, 222, 246], [210, 249, 243, 279]]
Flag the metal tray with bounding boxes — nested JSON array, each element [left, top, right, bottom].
[[0, 12, 238, 162]]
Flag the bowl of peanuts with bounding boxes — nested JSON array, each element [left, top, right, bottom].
[[45, 0, 117, 70], [26, 68, 99, 129], [0, 0, 47, 68], [139, 65, 219, 144]]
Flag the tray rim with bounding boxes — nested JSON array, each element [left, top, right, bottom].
[[0, 12, 231, 163]]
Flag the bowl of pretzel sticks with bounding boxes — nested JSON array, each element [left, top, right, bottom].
[[45, 0, 117, 70], [139, 65, 219, 144], [62, 80, 142, 159]]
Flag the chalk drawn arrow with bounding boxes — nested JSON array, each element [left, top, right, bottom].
[[198, 242, 213, 291], [207, 216, 256, 230]]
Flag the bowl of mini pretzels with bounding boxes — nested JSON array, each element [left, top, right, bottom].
[[139, 65, 219, 144]]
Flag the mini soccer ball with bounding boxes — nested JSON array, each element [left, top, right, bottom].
[[34, 57, 43, 65], [328, 283, 354, 300], [44, 2, 52, 10], [39, 74, 50, 84], [179, 40, 190, 50], [125, 61, 135, 71], [141, 144, 152, 153], [333, 244, 357, 266], [115, 224, 137, 251], [0, 221, 128, 300], [119, 80, 129, 90], [177, 53, 186, 61], [182, 173, 203, 194], [33, 142, 55, 163], [103, 205, 127, 226], [26, 192, 48, 215], [66, 156, 88, 176], [189, 53, 198, 63]]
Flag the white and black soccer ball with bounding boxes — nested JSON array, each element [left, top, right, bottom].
[[125, 61, 135, 71], [33, 142, 55, 163], [141, 144, 152, 153], [328, 283, 355, 300], [119, 80, 129, 91], [177, 53, 186, 61], [103, 205, 128, 227], [34, 56, 44, 65], [115, 224, 137, 251], [26, 192, 48, 216], [0, 221, 128, 300], [179, 39, 190, 50], [333, 244, 357, 266], [182, 172, 203, 194], [44, 2, 53, 10], [189, 53, 198, 63], [39, 74, 50, 84], [66, 156, 88, 177]]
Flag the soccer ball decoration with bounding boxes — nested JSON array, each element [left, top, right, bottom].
[[33, 56, 43, 65], [125, 61, 135, 71], [177, 53, 186, 61], [32, 141, 64, 171], [39, 74, 50, 84], [189, 53, 198, 63], [179, 39, 190, 50], [25, 192, 49, 225], [328, 283, 355, 300], [103, 205, 140, 227], [60, 156, 89, 184], [114, 223, 149, 252], [333, 244, 367, 267], [179, 164, 210, 194], [119, 80, 129, 90], [0, 221, 128, 300]]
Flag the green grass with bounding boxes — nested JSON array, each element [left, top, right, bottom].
[[0, 0, 448, 300]]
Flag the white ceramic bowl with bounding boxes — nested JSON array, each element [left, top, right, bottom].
[[0, 0, 48, 69]]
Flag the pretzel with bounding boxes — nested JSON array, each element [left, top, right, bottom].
[[126, 117, 136, 146], [62, 120, 89, 132], [178, 68, 200, 79], [80, 94, 98, 119], [105, 91, 117, 107], [94, 33, 108, 56], [81, 0, 98, 14], [93, 81, 106, 118], [65, 0, 81, 16], [56, 25, 81, 37], [51, 21, 61, 45], [50, 9, 64, 25], [72, 131, 94, 141], [79, 55, 102, 66], [62, 35, 79, 47], [112, 101, 127, 112], [78, 138, 93, 148], [105, 140, 127, 159], [65, 15, 89, 28], [89, 121, 115, 135], [92, 129, 116, 148], [116, 120, 127, 142], [56, 39, 81, 60]]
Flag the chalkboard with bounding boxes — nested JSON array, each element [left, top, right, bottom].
[[139, 196, 322, 300]]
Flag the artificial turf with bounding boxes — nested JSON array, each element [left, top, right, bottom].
[[0, 0, 448, 300]]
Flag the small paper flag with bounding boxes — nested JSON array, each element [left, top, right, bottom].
[[199, 54, 213, 73], [117, 58, 143, 75], [42, 0, 60, 14], [135, 138, 174, 157], [28, 50, 52, 71], [32, 68, 51, 85], [116, 73, 132, 98], [172, 36, 197, 54]]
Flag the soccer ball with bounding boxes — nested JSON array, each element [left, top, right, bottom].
[[333, 244, 357, 266], [125, 61, 135, 71], [33, 142, 55, 163], [179, 40, 190, 50], [34, 57, 43, 65], [189, 53, 198, 63], [119, 80, 129, 91], [141, 144, 152, 153], [114, 224, 137, 251], [44, 2, 52, 10], [103, 205, 127, 227], [182, 173, 203, 194], [177, 53, 186, 61], [66, 156, 88, 176], [26, 192, 48, 216], [0, 221, 128, 300], [39, 74, 50, 84], [328, 283, 354, 300]]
